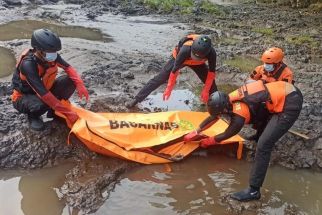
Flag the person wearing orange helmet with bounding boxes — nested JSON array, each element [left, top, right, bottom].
[[250, 47, 294, 84]]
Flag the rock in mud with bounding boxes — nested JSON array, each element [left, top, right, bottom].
[[60, 156, 137, 213], [3, 0, 22, 6]]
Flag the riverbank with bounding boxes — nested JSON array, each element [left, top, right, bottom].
[[0, 0, 321, 214]]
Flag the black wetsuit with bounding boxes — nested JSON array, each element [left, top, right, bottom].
[[12, 51, 76, 117], [134, 45, 218, 102]]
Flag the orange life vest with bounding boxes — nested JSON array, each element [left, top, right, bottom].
[[229, 80, 296, 113], [172, 34, 207, 66], [11, 49, 59, 101], [232, 101, 251, 124], [251, 63, 294, 84]]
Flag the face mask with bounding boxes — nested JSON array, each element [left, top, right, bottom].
[[44, 52, 57, 62], [264, 63, 274, 72]]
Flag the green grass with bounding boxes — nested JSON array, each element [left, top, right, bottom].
[[252, 27, 274, 36], [200, 0, 221, 15], [218, 37, 240, 45], [224, 56, 261, 73], [140, 0, 194, 13], [309, 2, 322, 13], [139, 0, 221, 15], [217, 84, 239, 94], [286, 34, 319, 47]]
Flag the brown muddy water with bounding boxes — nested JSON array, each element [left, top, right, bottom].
[[0, 46, 16, 78], [0, 19, 112, 78], [0, 152, 321, 214], [0, 162, 75, 215], [97, 155, 322, 215], [0, 20, 112, 42]]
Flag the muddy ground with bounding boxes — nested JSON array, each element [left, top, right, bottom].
[[0, 0, 321, 214]]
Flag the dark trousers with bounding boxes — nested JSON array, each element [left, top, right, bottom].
[[13, 75, 76, 118], [249, 90, 303, 188], [135, 56, 218, 102]]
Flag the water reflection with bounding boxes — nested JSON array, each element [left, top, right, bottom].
[[0, 20, 112, 42], [140, 89, 199, 112], [98, 154, 322, 215], [0, 162, 74, 215]]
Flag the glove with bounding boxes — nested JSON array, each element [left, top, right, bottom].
[[201, 71, 216, 103], [65, 66, 89, 102], [184, 130, 199, 141], [163, 71, 179, 101], [200, 137, 216, 148], [76, 84, 89, 102], [41, 92, 79, 125]]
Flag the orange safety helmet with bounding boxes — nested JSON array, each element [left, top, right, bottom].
[[261, 47, 284, 64]]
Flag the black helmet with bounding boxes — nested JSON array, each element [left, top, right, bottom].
[[207, 91, 230, 116], [191, 35, 212, 59], [31, 29, 61, 52]]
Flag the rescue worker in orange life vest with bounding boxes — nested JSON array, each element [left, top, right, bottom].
[[126, 34, 217, 108], [11, 29, 89, 131], [250, 47, 294, 84], [184, 80, 303, 201], [247, 47, 295, 141]]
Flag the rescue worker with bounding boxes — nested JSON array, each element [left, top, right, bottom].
[[11, 29, 89, 131], [184, 80, 303, 201], [126, 34, 217, 108], [250, 47, 294, 84], [247, 47, 295, 141]]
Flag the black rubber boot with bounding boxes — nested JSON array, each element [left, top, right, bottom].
[[125, 98, 138, 108], [28, 115, 45, 131], [230, 187, 261, 202]]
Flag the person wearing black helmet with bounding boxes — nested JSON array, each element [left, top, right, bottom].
[[126, 34, 217, 108], [11, 28, 89, 131], [184, 80, 303, 202]]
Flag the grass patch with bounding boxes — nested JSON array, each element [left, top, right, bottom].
[[139, 0, 222, 15], [140, 0, 194, 13], [286, 34, 319, 47], [224, 56, 261, 73], [309, 2, 322, 13], [200, 0, 221, 15], [252, 27, 274, 36], [217, 84, 239, 94], [218, 37, 240, 45]]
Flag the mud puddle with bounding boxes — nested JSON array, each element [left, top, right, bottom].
[[0, 46, 15, 78], [139, 89, 199, 112], [39, 4, 189, 55], [0, 20, 112, 42], [0, 162, 75, 215], [96, 155, 322, 215]]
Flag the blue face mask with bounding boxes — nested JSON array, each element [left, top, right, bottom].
[[264, 63, 274, 72], [44, 52, 57, 62]]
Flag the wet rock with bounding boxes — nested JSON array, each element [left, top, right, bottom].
[[3, 0, 22, 6], [314, 138, 322, 150], [60, 156, 137, 213], [122, 72, 135, 79]]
